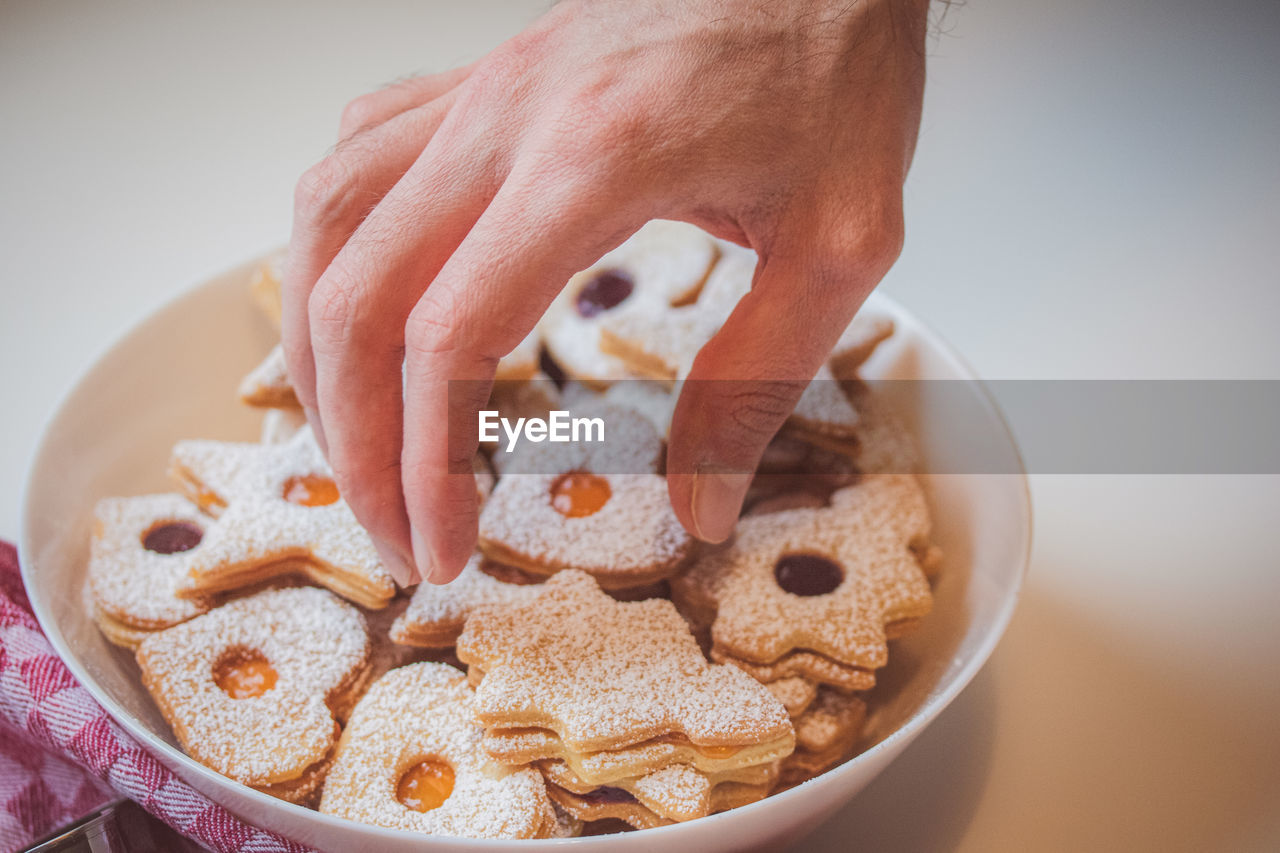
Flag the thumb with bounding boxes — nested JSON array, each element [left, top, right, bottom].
[[666, 212, 902, 542]]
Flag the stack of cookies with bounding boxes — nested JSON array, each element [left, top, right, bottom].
[[455, 570, 794, 828], [83, 220, 941, 838]]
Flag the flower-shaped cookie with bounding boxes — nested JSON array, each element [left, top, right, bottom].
[[88, 493, 214, 648], [600, 247, 863, 445], [540, 220, 720, 387], [598, 243, 753, 382], [456, 570, 794, 765], [671, 474, 936, 689], [135, 587, 370, 804], [319, 662, 558, 839], [167, 427, 396, 609], [477, 402, 693, 589]]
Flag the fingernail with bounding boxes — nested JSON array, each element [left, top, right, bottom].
[[690, 465, 751, 544], [372, 537, 418, 587], [304, 406, 328, 454], [410, 527, 442, 585]]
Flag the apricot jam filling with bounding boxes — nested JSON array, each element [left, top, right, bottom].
[[213, 648, 277, 699], [397, 758, 456, 812], [550, 471, 612, 518]]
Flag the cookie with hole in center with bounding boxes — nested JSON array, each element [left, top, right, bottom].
[[87, 493, 215, 648], [599, 247, 864, 447], [320, 662, 558, 839], [671, 474, 937, 691], [539, 220, 720, 388], [135, 586, 370, 804], [476, 402, 693, 589]]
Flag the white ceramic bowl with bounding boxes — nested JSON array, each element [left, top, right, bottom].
[[21, 255, 1030, 852]]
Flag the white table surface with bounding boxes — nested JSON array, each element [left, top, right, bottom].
[[3, 1, 1278, 850]]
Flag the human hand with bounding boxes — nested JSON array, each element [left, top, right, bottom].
[[281, 0, 929, 586]]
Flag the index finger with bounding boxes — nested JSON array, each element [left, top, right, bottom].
[[401, 169, 644, 583]]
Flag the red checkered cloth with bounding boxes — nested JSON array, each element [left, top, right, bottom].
[[0, 541, 311, 852]]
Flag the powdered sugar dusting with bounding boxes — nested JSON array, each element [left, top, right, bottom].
[[673, 474, 935, 671], [237, 343, 297, 408], [169, 428, 394, 607], [457, 571, 793, 753], [390, 553, 543, 648], [478, 403, 692, 587], [541, 220, 719, 386], [89, 494, 211, 628], [319, 663, 554, 839], [135, 587, 369, 786]]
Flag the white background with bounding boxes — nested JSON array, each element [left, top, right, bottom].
[[2, 1, 1278, 849]]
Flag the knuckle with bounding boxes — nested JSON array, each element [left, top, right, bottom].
[[825, 197, 905, 277], [470, 41, 537, 97], [404, 289, 510, 364], [293, 155, 365, 226], [309, 274, 363, 348], [404, 294, 462, 360], [339, 93, 382, 136]]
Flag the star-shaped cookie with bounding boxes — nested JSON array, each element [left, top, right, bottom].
[[168, 426, 395, 609], [456, 570, 793, 757]]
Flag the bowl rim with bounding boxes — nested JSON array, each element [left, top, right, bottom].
[[19, 255, 1032, 848]]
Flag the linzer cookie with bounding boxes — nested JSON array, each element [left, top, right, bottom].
[[483, 375, 562, 474], [602, 378, 676, 439], [135, 587, 370, 804], [390, 553, 544, 649], [829, 312, 896, 380], [477, 402, 694, 589], [780, 688, 868, 785], [712, 648, 877, 692], [539, 760, 776, 829], [320, 663, 558, 839], [259, 407, 308, 445], [765, 677, 819, 720], [600, 248, 862, 445], [249, 249, 286, 331], [746, 433, 861, 511], [671, 474, 937, 692], [598, 243, 753, 383], [781, 363, 861, 454], [456, 571, 794, 777], [167, 426, 396, 609], [480, 724, 784, 787], [87, 494, 214, 648], [495, 329, 542, 382], [238, 344, 299, 409], [841, 379, 924, 478], [540, 220, 720, 387]]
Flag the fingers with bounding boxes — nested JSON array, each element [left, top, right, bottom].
[[307, 108, 507, 587], [281, 91, 459, 456], [401, 166, 645, 584], [666, 203, 904, 543], [337, 63, 474, 139]]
